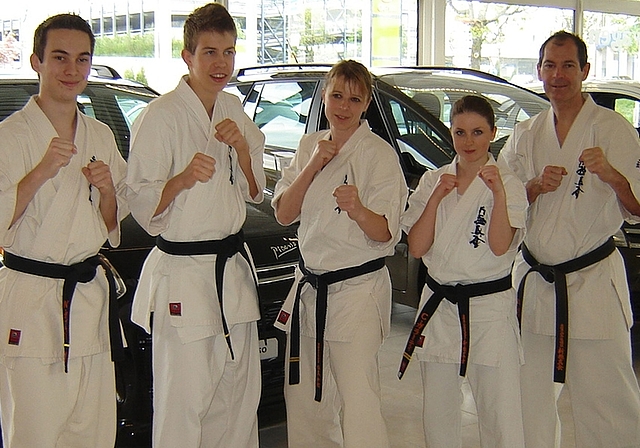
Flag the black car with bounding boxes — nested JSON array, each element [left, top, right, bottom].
[[225, 64, 551, 308], [0, 67, 298, 445]]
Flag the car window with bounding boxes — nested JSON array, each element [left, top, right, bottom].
[[115, 96, 150, 127], [614, 97, 640, 129], [388, 96, 453, 172], [249, 81, 315, 151], [0, 83, 38, 122], [77, 84, 156, 159]]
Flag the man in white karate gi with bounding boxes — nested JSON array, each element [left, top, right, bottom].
[[0, 13, 128, 447], [500, 31, 640, 447], [126, 4, 265, 447]]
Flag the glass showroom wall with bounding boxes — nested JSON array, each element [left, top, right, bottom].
[[443, 0, 640, 85], [583, 11, 640, 79], [227, 0, 419, 67], [3, 0, 640, 89], [444, 2, 573, 83]]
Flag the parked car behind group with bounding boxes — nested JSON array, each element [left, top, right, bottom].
[[0, 64, 551, 447]]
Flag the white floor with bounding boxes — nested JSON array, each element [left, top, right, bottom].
[[259, 302, 640, 448]]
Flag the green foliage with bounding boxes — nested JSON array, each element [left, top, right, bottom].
[[123, 67, 149, 85], [172, 39, 183, 58], [95, 34, 154, 57], [615, 98, 635, 125]]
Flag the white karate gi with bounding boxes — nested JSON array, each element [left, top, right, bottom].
[[401, 155, 527, 448], [499, 95, 640, 448], [273, 123, 408, 448], [126, 76, 266, 448], [0, 97, 128, 447]]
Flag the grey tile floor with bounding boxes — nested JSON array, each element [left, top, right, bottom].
[[259, 302, 640, 448]]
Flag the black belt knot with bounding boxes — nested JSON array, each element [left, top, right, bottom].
[[288, 257, 386, 402], [2, 252, 124, 373], [533, 264, 556, 284], [156, 230, 257, 360], [300, 272, 320, 291], [398, 269, 512, 380], [436, 283, 472, 304], [517, 237, 616, 383]]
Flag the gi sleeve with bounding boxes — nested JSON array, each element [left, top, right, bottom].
[[94, 122, 128, 248], [235, 112, 266, 204], [594, 113, 640, 222], [126, 107, 175, 236], [497, 123, 536, 185], [360, 139, 408, 249], [0, 130, 26, 247], [400, 168, 437, 234], [271, 133, 316, 225]]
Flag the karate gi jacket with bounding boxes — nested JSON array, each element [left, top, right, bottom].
[[273, 123, 408, 341], [401, 155, 527, 365], [499, 95, 640, 339], [127, 76, 266, 343], [0, 97, 128, 363]]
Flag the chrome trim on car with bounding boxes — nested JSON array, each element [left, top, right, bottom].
[[256, 261, 298, 285]]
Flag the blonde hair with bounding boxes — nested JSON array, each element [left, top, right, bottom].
[[325, 60, 373, 101]]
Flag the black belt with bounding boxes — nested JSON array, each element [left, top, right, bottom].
[[156, 230, 257, 359], [2, 252, 124, 373], [289, 257, 386, 402], [398, 269, 512, 379], [517, 237, 616, 383]]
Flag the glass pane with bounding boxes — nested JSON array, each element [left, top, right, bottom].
[[445, 2, 573, 85], [583, 12, 640, 80], [254, 81, 315, 150], [228, 0, 417, 67]]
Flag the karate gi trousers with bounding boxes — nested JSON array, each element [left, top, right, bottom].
[[420, 332, 524, 448], [521, 322, 640, 448], [0, 352, 115, 448], [284, 297, 390, 448], [151, 318, 261, 448]]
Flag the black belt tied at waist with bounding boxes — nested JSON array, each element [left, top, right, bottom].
[[156, 230, 257, 360], [398, 270, 512, 380], [289, 256, 386, 402], [2, 252, 124, 373], [517, 237, 616, 383]]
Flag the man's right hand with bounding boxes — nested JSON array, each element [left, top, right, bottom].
[[179, 152, 216, 189], [527, 165, 568, 203], [38, 137, 77, 180]]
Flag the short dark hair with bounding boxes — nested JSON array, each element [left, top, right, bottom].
[[183, 3, 237, 54], [538, 31, 588, 70], [33, 14, 95, 63], [450, 95, 496, 130], [324, 59, 373, 102]]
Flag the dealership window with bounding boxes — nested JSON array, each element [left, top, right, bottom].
[[3, 0, 640, 84], [445, 2, 573, 84], [583, 11, 640, 79]]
